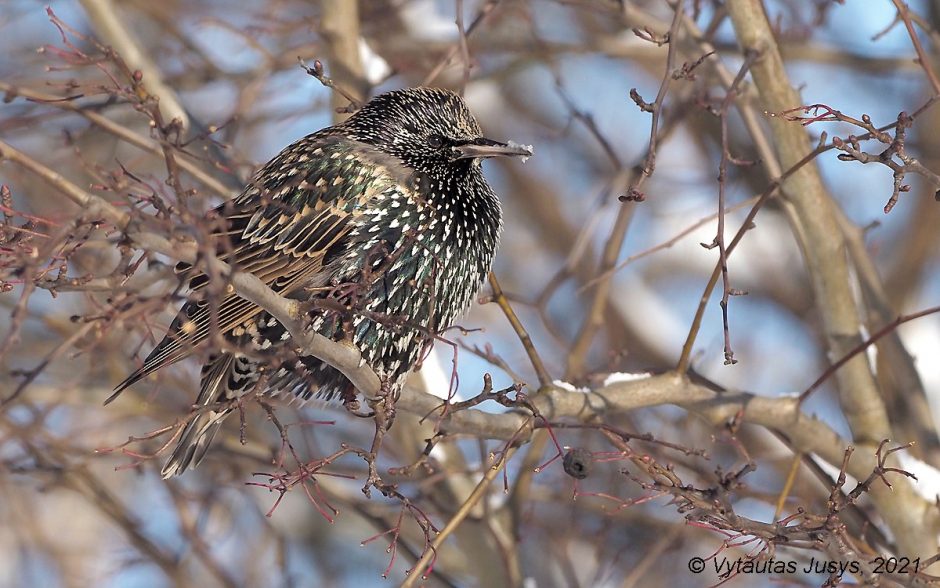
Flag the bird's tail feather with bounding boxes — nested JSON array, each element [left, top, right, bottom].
[[106, 311, 198, 405], [160, 353, 235, 478]]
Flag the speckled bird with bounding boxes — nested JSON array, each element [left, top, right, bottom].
[[110, 87, 532, 478]]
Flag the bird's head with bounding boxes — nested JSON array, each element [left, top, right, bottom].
[[342, 87, 532, 177]]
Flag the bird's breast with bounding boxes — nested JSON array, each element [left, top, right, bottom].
[[308, 178, 500, 377]]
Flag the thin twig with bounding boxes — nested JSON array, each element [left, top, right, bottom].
[[401, 445, 519, 587], [486, 272, 551, 387]]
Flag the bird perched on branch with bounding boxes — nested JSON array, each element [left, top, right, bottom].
[[110, 87, 532, 478]]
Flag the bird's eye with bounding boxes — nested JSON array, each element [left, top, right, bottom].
[[428, 134, 445, 149]]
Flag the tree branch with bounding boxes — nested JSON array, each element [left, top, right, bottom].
[[726, 0, 935, 561]]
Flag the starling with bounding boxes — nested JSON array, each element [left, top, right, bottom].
[[110, 87, 532, 477]]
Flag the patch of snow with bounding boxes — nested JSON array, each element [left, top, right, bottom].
[[814, 455, 859, 489], [358, 38, 391, 84], [553, 379, 589, 393], [506, 140, 533, 163], [429, 442, 448, 464], [602, 372, 652, 387], [419, 346, 466, 401], [898, 453, 940, 501]]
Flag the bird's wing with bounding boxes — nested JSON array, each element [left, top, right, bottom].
[[109, 135, 412, 401]]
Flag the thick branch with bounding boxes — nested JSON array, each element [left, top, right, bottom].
[[726, 0, 934, 560], [725, 0, 889, 445]]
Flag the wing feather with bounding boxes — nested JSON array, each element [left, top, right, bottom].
[[110, 135, 410, 401]]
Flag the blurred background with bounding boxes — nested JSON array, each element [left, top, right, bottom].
[[1, 0, 939, 586]]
